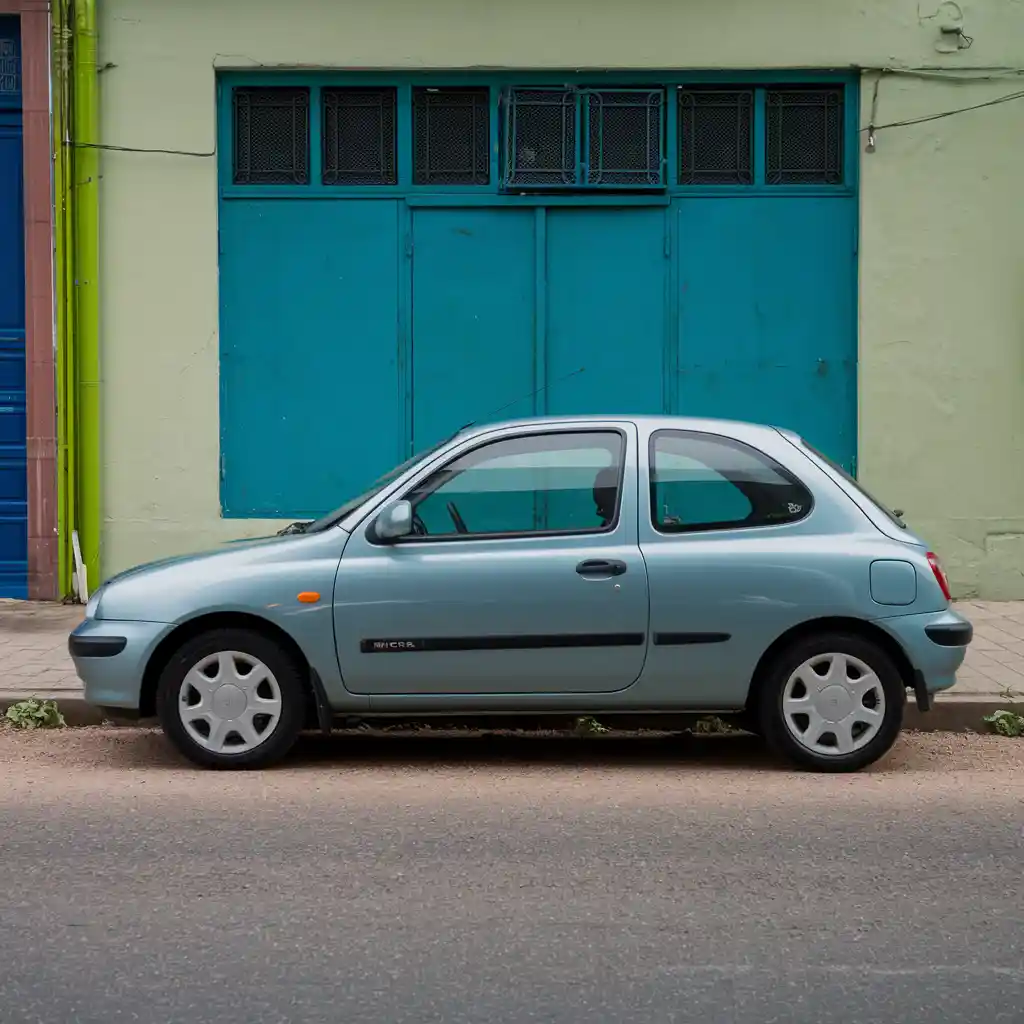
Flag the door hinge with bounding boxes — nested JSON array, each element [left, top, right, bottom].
[[404, 232, 413, 258], [220, 452, 226, 481], [664, 230, 671, 258]]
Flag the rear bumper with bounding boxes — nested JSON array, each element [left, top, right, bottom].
[[877, 608, 972, 710], [69, 617, 174, 710]]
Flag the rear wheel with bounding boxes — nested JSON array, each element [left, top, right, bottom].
[[156, 628, 306, 769], [757, 632, 905, 772]]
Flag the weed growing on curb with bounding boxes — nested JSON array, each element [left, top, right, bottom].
[[983, 709, 1024, 738], [692, 715, 739, 735], [574, 716, 610, 736], [5, 699, 66, 730]]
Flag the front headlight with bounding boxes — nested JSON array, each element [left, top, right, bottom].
[[84, 588, 102, 620]]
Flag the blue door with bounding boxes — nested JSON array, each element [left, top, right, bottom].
[[219, 199, 403, 517], [675, 198, 857, 470], [545, 208, 668, 417], [0, 105, 26, 597], [410, 208, 536, 449]]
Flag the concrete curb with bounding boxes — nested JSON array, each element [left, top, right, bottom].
[[0, 691, 1017, 734]]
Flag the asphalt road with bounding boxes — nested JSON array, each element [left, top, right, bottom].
[[1, 728, 1022, 1024]]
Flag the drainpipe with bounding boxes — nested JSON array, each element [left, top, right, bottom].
[[72, 0, 100, 593], [53, 0, 76, 597]]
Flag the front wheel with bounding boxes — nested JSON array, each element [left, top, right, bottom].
[[156, 628, 307, 769], [757, 632, 905, 773]]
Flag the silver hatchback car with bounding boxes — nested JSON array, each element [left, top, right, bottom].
[[70, 416, 971, 772]]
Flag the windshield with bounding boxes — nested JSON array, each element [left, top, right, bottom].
[[801, 442, 906, 528], [302, 439, 451, 534]]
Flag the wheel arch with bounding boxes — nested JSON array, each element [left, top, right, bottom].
[[139, 611, 316, 720], [745, 616, 915, 712]]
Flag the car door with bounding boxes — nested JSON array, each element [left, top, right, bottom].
[[333, 424, 649, 696]]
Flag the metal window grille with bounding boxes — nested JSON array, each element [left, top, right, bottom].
[[322, 87, 397, 186], [766, 87, 844, 185], [678, 88, 753, 185], [503, 88, 577, 187], [586, 89, 665, 186], [233, 87, 310, 185], [413, 87, 490, 186]]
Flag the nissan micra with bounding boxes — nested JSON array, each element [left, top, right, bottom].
[[70, 416, 972, 772]]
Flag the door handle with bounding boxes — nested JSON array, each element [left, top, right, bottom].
[[576, 559, 627, 577]]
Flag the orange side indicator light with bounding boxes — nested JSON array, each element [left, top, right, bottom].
[[297, 591, 321, 604]]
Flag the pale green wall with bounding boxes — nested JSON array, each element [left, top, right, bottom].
[[97, 0, 1024, 597]]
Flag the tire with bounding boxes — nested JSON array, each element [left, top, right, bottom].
[[757, 632, 905, 773], [156, 628, 307, 769]]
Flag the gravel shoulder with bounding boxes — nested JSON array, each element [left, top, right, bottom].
[[1, 726, 1021, 810]]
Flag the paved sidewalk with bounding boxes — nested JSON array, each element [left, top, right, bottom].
[[1, 599, 1022, 728]]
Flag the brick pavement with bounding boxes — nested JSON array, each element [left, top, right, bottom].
[[1, 598, 1021, 702]]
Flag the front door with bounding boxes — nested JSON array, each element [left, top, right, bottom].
[[334, 425, 649, 695]]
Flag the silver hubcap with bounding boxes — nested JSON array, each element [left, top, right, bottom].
[[178, 651, 282, 755], [782, 653, 887, 757]]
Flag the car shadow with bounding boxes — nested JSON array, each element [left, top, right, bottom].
[[101, 727, 802, 773]]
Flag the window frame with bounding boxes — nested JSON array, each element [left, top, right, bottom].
[[217, 71, 857, 201], [648, 429, 814, 536], [320, 85, 399, 187], [231, 85, 311, 186], [374, 428, 630, 546]]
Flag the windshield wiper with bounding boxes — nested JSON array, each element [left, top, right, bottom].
[[277, 520, 312, 536]]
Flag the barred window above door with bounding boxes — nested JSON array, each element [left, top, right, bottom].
[[502, 86, 665, 190], [586, 89, 664, 186], [322, 87, 397, 186], [233, 87, 310, 185], [766, 86, 844, 185], [413, 87, 490, 185], [503, 88, 578, 187], [678, 88, 753, 185]]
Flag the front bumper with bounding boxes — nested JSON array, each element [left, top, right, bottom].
[[69, 617, 175, 711], [877, 607, 973, 709]]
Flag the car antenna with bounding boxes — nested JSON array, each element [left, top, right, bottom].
[[453, 366, 586, 435]]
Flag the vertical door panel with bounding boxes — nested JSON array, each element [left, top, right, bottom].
[[219, 199, 402, 517], [545, 208, 668, 417], [676, 197, 857, 470], [411, 208, 536, 450], [0, 110, 26, 597]]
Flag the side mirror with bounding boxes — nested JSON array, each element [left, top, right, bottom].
[[371, 500, 414, 543]]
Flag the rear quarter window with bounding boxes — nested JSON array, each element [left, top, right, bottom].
[[800, 442, 906, 529], [650, 430, 813, 533]]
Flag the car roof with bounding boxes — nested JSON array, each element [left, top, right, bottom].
[[460, 414, 794, 441]]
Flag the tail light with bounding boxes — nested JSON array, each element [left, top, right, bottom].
[[927, 552, 952, 602]]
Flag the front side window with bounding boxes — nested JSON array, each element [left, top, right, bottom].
[[406, 431, 625, 538], [650, 430, 812, 533]]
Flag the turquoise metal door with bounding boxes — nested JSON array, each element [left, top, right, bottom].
[[409, 205, 671, 450], [545, 208, 668, 416], [410, 208, 536, 449], [0, 105, 25, 597], [675, 197, 857, 470], [219, 199, 403, 517]]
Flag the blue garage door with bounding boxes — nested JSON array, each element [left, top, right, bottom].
[[0, 18, 25, 597], [218, 75, 857, 519]]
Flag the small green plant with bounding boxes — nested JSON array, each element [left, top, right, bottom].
[[574, 716, 610, 736], [692, 715, 738, 735], [983, 709, 1024, 738], [4, 698, 66, 731]]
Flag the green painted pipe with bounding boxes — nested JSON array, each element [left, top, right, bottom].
[[53, 0, 75, 597], [72, 0, 100, 592]]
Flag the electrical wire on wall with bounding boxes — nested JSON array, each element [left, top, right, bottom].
[[859, 65, 1024, 151], [75, 64, 1024, 160]]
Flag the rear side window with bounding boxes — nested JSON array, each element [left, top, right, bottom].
[[650, 430, 813, 533]]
